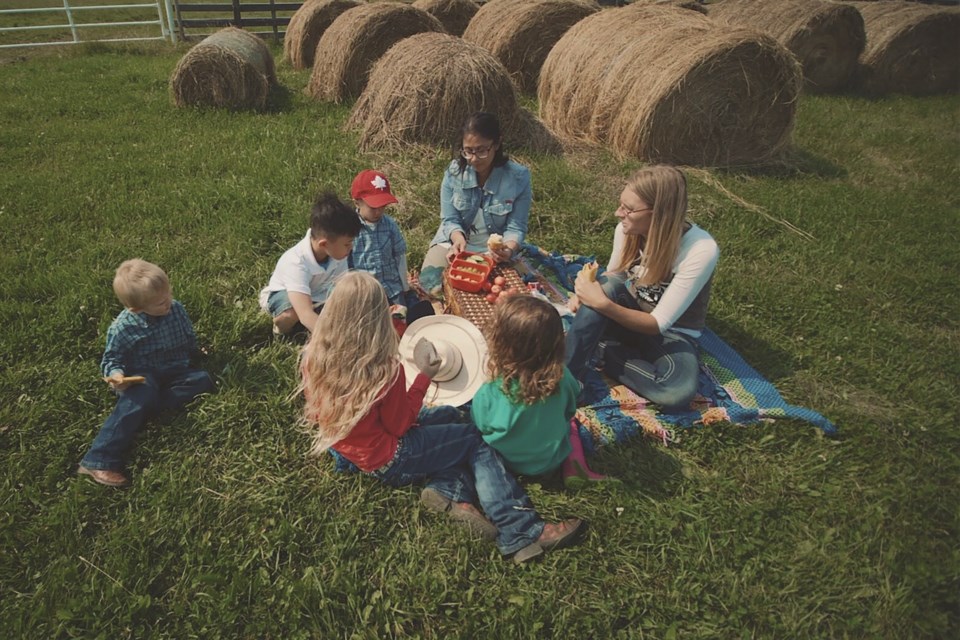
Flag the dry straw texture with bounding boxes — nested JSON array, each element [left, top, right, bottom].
[[462, 0, 598, 93], [849, 1, 959, 95], [308, 2, 446, 103], [283, 0, 361, 70], [170, 27, 277, 111], [709, 0, 865, 93], [540, 5, 802, 167], [412, 0, 479, 37], [348, 32, 560, 153], [629, 0, 707, 14]]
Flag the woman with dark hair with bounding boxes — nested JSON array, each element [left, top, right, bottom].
[[419, 112, 533, 295]]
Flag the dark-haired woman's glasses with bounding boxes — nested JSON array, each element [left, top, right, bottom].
[[461, 145, 492, 159]]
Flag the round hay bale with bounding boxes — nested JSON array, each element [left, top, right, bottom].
[[629, 0, 707, 15], [849, 1, 959, 95], [462, 0, 599, 93], [594, 15, 802, 166], [308, 2, 447, 104], [538, 3, 703, 139], [283, 0, 362, 70], [708, 0, 865, 93], [412, 0, 479, 37], [348, 32, 559, 153], [170, 27, 277, 111]]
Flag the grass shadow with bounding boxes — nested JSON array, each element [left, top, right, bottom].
[[715, 146, 848, 180], [265, 83, 296, 114], [708, 315, 798, 382]]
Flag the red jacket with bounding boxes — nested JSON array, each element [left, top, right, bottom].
[[331, 368, 431, 472]]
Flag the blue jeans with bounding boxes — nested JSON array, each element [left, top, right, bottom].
[[565, 273, 701, 412], [81, 368, 215, 470], [373, 407, 544, 555]]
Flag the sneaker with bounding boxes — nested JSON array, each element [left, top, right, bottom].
[[420, 488, 498, 541], [77, 465, 130, 487], [514, 518, 586, 564]]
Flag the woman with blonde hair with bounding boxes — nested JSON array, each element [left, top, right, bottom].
[[565, 165, 719, 412], [300, 271, 585, 563]]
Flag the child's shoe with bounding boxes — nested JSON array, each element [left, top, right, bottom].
[[77, 465, 130, 488], [420, 488, 498, 540], [563, 421, 620, 490], [514, 518, 586, 564]]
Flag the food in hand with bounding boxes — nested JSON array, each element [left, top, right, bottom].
[[582, 261, 598, 282], [487, 233, 505, 252]]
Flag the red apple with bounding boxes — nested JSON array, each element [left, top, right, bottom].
[[491, 284, 502, 294], [493, 276, 506, 286], [485, 293, 498, 303]]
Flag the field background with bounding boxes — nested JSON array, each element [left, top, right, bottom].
[[0, 38, 958, 638]]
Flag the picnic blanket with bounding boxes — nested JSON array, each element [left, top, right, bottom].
[[516, 244, 837, 453]]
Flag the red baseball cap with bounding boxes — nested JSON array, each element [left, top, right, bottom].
[[351, 169, 398, 208]]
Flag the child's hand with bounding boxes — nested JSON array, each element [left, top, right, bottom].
[[413, 338, 442, 379], [567, 294, 581, 313], [105, 372, 132, 392]]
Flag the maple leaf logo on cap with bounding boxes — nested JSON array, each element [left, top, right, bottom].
[[371, 175, 388, 191]]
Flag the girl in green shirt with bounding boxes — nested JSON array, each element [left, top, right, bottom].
[[471, 295, 615, 489]]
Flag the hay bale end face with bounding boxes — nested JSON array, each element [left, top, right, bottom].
[[308, 3, 447, 104], [463, 0, 599, 93], [348, 32, 544, 151], [709, 0, 865, 93], [850, 1, 959, 95], [283, 0, 361, 70], [171, 27, 277, 111], [412, 0, 480, 37]]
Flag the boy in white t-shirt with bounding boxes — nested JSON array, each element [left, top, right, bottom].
[[259, 192, 363, 335]]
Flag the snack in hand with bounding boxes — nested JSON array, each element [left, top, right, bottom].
[[103, 375, 146, 384], [486, 233, 505, 252], [582, 261, 599, 282]]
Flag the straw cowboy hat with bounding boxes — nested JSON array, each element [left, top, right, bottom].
[[399, 315, 488, 407]]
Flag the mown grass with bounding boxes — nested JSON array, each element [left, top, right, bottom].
[[1, 42, 958, 638]]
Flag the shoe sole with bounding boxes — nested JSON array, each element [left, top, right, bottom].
[[77, 466, 130, 487], [513, 543, 544, 564], [420, 488, 497, 541]]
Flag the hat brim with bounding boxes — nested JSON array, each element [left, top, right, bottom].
[[359, 193, 398, 208], [399, 315, 488, 408]]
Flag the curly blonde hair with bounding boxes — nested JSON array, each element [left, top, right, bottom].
[[485, 295, 564, 405], [611, 165, 689, 285], [298, 271, 400, 455]]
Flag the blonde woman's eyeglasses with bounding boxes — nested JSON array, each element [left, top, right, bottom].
[[617, 203, 653, 216], [461, 145, 492, 159]]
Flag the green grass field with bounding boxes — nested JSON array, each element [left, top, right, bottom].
[[1, 42, 958, 638]]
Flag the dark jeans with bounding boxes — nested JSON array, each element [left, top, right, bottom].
[[374, 407, 544, 555], [565, 273, 701, 412], [81, 368, 215, 470]]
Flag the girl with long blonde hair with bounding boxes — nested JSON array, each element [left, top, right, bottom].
[[299, 271, 585, 563], [471, 295, 615, 489], [565, 165, 720, 412]]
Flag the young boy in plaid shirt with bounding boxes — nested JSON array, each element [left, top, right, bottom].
[[78, 259, 215, 487]]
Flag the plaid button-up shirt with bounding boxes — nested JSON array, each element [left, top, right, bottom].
[[100, 300, 197, 377]]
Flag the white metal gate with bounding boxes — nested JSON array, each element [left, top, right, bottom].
[[0, 1, 177, 49]]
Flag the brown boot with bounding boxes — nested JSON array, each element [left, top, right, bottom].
[[514, 518, 586, 564], [420, 488, 498, 540], [78, 465, 130, 487]]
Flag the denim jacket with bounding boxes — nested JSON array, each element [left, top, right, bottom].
[[430, 159, 532, 247]]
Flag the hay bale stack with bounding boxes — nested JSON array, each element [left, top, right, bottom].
[[462, 0, 599, 93], [308, 3, 446, 103], [283, 0, 361, 70], [709, 0, 865, 93], [412, 0, 479, 37], [849, 1, 959, 95], [349, 32, 560, 152], [539, 3, 703, 140], [170, 27, 277, 110]]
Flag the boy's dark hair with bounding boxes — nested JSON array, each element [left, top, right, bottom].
[[310, 192, 363, 240], [455, 111, 509, 173]]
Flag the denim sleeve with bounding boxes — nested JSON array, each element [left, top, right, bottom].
[[438, 170, 466, 243], [502, 166, 531, 246]]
